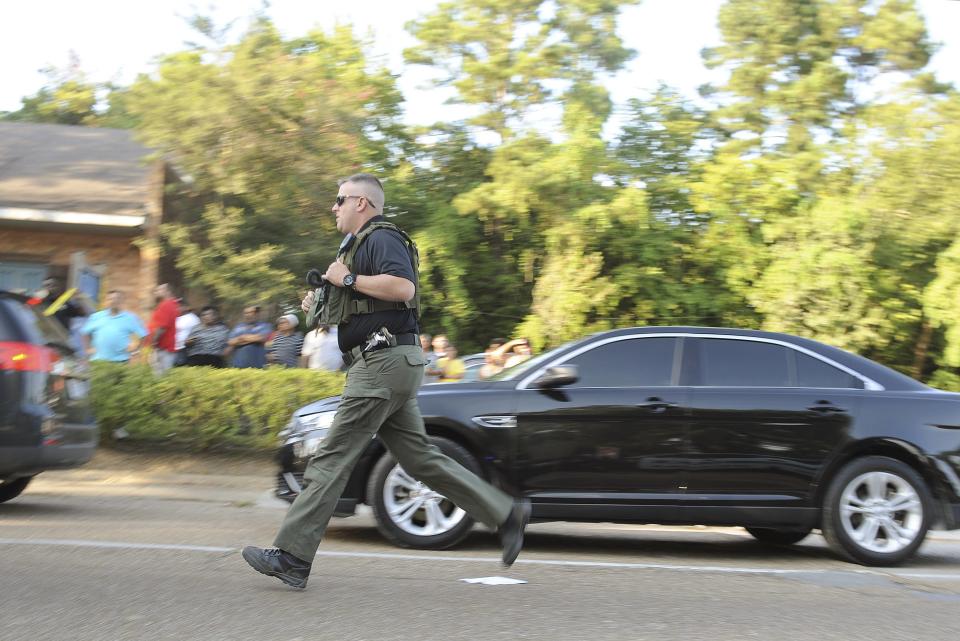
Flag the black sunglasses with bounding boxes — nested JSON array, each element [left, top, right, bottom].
[[334, 195, 376, 208]]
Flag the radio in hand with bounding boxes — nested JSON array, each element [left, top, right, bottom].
[[304, 268, 329, 329]]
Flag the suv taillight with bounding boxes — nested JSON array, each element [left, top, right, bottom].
[[0, 341, 59, 372]]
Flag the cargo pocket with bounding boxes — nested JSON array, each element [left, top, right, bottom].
[[405, 353, 428, 367], [341, 386, 392, 400]]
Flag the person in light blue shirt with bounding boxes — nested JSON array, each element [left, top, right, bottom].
[[80, 290, 148, 362]]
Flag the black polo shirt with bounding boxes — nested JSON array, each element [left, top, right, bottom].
[[338, 217, 420, 352]]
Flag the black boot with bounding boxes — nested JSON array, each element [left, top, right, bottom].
[[242, 546, 312, 589], [499, 499, 531, 567]]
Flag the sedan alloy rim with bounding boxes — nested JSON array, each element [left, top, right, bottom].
[[839, 471, 923, 554], [383, 464, 467, 536]]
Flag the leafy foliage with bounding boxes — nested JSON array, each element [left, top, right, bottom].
[[8, 0, 960, 390], [122, 19, 407, 310], [90, 362, 343, 450]]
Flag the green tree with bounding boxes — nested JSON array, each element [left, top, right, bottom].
[[404, 0, 637, 348], [123, 17, 407, 309], [384, 125, 497, 350], [2, 61, 98, 125], [405, 0, 636, 139], [863, 89, 960, 376], [693, 0, 940, 369]]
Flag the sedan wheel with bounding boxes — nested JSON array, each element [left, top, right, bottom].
[[382, 465, 467, 537], [823, 456, 931, 566], [367, 436, 481, 549]]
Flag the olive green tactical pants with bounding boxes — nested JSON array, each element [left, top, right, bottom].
[[274, 344, 514, 563]]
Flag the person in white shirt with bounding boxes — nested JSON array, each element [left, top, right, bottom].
[[300, 325, 343, 371], [174, 307, 201, 367]]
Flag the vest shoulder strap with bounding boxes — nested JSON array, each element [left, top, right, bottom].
[[345, 221, 420, 314]]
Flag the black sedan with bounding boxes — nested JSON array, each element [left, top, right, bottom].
[[276, 326, 960, 566]]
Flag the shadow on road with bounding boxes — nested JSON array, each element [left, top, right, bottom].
[[0, 502, 86, 517]]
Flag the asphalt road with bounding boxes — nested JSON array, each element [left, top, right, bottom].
[[2, 461, 959, 641]]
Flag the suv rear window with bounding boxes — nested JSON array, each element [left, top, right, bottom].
[[0, 298, 71, 347]]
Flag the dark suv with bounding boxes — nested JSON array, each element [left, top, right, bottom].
[[277, 326, 960, 566], [0, 290, 97, 503]]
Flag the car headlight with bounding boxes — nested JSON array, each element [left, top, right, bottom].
[[286, 410, 337, 459], [299, 411, 337, 433]]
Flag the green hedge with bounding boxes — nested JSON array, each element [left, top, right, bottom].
[[90, 362, 344, 450]]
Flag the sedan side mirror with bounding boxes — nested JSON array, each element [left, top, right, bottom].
[[530, 365, 579, 389]]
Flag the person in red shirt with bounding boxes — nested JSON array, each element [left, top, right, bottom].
[[149, 283, 180, 374]]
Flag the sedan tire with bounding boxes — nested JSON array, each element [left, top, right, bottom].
[[0, 476, 32, 503], [367, 436, 482, 550], [822, 456, 932, 566]]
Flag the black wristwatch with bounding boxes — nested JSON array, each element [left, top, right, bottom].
[[342, 273, 357, 290]]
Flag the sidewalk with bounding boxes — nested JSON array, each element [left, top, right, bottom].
[[87, 446, 274, 477], [32, 446, 280, 507]]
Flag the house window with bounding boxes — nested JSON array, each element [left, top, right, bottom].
[[0, 261, 46, 294]]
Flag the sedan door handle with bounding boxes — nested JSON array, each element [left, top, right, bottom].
[[637, 398, 677, 413], [807, 401, 846, 414]]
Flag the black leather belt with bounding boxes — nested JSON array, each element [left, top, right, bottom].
[[343, 332, 419, 367]]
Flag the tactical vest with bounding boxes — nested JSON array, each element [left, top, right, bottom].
[[318, 221, 421, 327]]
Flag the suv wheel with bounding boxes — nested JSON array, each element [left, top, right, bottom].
[[745, 527, 811, 546], [367, 436, 481, 549], [822, 456, 931, 566], [0, 476, 33, 503]]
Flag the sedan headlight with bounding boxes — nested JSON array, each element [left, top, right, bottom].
[[285, 410, 337, 459], [299, 411, 337, 433]]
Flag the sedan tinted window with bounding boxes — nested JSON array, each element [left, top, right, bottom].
[[796, 352, 863, 389], [566, 337, 676, 387], [700, 338, 790, 387]]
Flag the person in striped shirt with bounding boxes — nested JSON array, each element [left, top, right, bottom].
[[266, 314, 304, 368], [184, 306, 229, 367]]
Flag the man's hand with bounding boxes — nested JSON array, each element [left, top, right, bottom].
[[321, 261, 415, 302], [323, 261, 349, 287], [301, 290, 316, 314]]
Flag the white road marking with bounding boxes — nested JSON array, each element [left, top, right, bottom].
[[1, 537, 959, 581], [0, 538, 234, 553], [461, 576, 528, 585], [312, 549, 813, 574]]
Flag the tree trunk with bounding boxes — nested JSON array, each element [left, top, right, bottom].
[[912, 319, 933, 380]]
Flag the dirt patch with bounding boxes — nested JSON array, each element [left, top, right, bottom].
[[89, 446, 275, 477]]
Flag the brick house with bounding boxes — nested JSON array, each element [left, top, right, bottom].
[[0, 122, 177, 317]]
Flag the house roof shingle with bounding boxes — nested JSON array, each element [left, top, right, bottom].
[[0, 122, 157, 217]]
